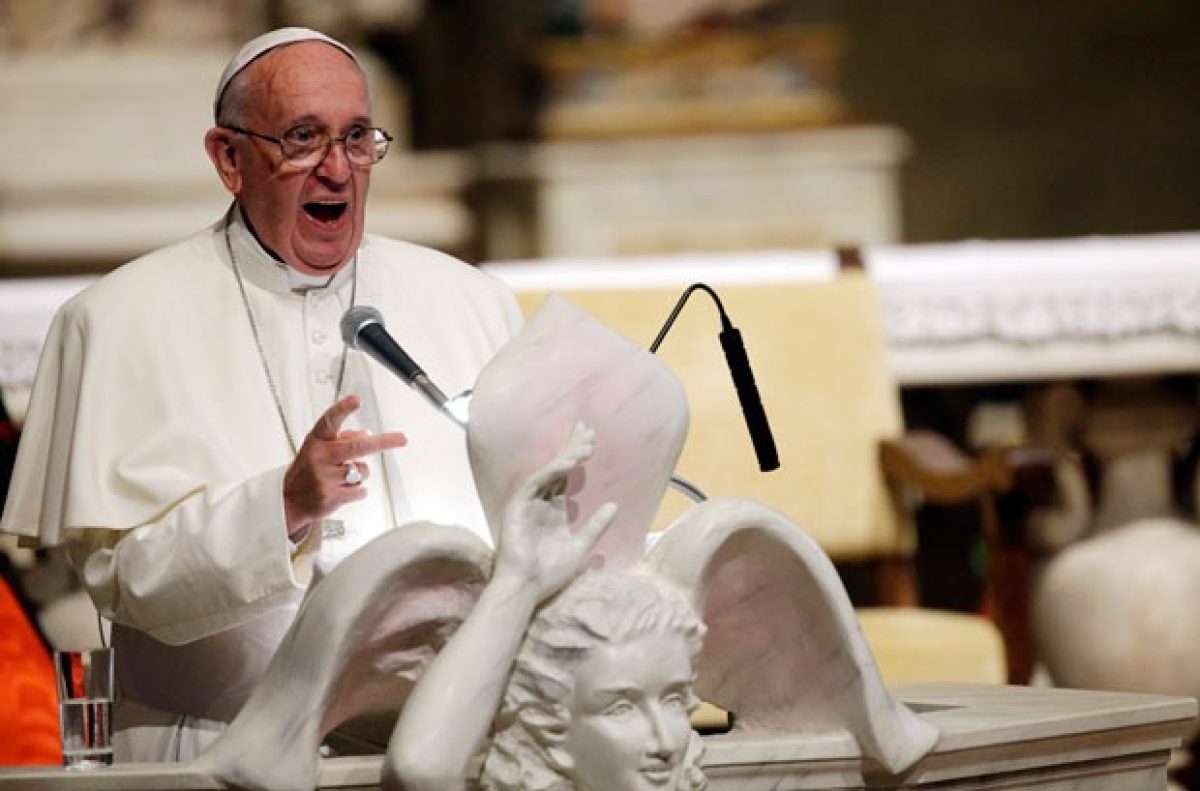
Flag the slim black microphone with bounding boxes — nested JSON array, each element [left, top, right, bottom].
[[651, 284, 780, 473], [340, 305, 455, 421]]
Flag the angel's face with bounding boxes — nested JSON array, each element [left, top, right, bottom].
[[565, 632, 693, 791]]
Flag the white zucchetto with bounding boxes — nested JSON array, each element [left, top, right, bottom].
[[213, 27, 360, 120]]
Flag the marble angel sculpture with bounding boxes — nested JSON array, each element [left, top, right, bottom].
[[191, 295, 938, 791]]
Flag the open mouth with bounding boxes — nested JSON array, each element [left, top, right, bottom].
[[304, 200, 348, 225]]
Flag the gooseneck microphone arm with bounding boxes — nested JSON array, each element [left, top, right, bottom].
[[340, 306, 463, 426], [651, 283, 781, 474]]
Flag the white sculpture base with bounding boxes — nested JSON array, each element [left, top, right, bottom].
[[2, 683, 1192, 790]]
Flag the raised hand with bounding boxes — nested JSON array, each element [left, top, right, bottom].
[[282, 394, 408, 540], [493, 422, 618, 601]]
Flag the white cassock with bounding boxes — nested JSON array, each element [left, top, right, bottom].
[[0, 208, 522, 761]]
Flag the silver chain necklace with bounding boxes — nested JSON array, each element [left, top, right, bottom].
[[224, 212, 357, 457]]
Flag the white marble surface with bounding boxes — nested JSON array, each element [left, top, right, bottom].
[[2, 683, 1192, 790]]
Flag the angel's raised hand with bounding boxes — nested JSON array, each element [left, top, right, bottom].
[[495, 422, 617, 600]]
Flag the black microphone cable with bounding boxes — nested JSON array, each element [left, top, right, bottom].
[[651, 283, 781, 474]]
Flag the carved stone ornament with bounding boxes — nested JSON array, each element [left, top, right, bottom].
[[190, 295, 938, 791]]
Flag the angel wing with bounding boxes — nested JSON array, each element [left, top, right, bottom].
[[191, 522, 492, 791], [646, 497, 939, 775]]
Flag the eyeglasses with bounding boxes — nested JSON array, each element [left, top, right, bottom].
[[222, 123, 393, 168]]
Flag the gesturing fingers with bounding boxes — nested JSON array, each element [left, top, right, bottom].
[[333, 430, 409, 465], [306, 397, 407, 466], [284, 398, 408, 535], [314, 395, 362, 441]]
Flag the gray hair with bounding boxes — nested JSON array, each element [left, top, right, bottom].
[[481, 568, 707, 791], [215, 70, 253, 127]]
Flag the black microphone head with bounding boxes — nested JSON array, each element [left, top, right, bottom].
[[340, 305, 385, 350]]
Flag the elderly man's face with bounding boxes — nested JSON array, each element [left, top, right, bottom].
[[225, 41, 372, 274], [566, 633, 693, 791]]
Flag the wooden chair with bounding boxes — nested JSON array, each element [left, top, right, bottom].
[[503, 250, 1053, 685]]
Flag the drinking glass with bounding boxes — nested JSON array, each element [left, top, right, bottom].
[[54, 648, 114, 769]]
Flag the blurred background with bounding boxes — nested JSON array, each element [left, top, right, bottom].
[[1, 0, 1198, 269], [3, 4, 1200, 775]]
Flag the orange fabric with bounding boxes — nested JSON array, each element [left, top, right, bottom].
[[0, 578, 61, 765]]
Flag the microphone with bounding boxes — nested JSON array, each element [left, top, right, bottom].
[[340, 305, 461, 424], [651, 284, 780, 473]]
